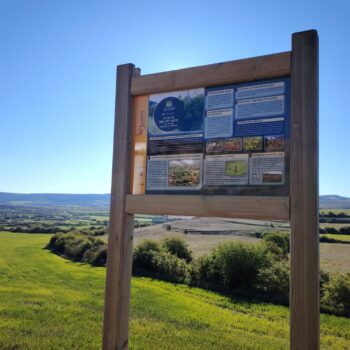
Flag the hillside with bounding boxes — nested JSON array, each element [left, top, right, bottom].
[[1, 192, 350, 209], [319, 195, 350, 209], [0, 192, 110, 209], [0, 232, 349, 349]]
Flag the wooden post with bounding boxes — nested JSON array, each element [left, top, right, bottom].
[[290, 30, 319, 350], [102, 63, 136, 350]]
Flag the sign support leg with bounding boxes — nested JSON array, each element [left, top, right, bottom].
[[103, 63, 136, 350], [290, 30, 319, 350]]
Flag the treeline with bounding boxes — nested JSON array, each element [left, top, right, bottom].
[[47, 231, 350, 318], [320, 211, 350, 218], [319, 226, 350, 235], [9, 225, 107, 236]]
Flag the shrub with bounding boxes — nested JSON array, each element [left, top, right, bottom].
[[47, 232, 105, 262], [133, 239, 188, 283], [319, 236, 345, 244], [263, 232, 290, 258], [339, 226, 350, 235], [264, 241, 285, 260], [325, 227, 339, 234], [320, 269, 330, 298], [256, 260, 289, 305], [186, 254, 223, 289], [152, 251, 188, 283], [321, 273, 350, 317], [61, 234, 93, 260], [133, 240, 162, 272], [83, 245, 107, 266], [161, 237, 193, 262], [213, 241, 272, 289]]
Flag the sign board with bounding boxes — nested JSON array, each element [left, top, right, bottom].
[[132, 78, 290, 196], [103, 30, 319, 350]]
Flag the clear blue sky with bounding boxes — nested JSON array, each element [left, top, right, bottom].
[[1, 0, 349, 196]]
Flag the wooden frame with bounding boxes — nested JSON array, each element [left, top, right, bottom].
[[131, 51, 291, 95], [126, 195, 289, 221], [103, 64, 136, 350], [290, 30, 319, 349], [103, 30, 319, 350]]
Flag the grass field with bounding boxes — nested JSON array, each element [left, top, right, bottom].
[[0, 232, 350, 349], [320, 209, 350, 215], [321, 234, 350, 242], [320, 223, 350, 229]]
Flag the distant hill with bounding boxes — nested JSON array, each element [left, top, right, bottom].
[[0, 192, 350, 210], [319, 195, 350, 209], [0, 192, 110, 209]]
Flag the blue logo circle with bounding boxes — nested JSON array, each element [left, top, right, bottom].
[[154, 97, 185, 132]]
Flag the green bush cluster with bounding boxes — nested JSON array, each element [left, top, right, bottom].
[[11, 225, 69, 234], [320, 211, 350, 219], [319, 226, 350, 235], [47, 232, 106, 266], [132, 238, 191, 283], [186, 240, 289, 303], [321, 273, 350, 317], [47, 231, 350, 318], [262, 232, 290, 258]]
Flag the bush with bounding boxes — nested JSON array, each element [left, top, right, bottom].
[[256, 260, 289, 305], [339, 226, 350, 235], [263, 232, 290, 258], [325, 227, 339, 234], [186, 254, 223, 290], [161, 237, 193, 262], [83, 245, 107, 266], [319, 236, 349, 244], [47, 232, 105, 262], [133, 240, 162, 272], [321, 273, 350, 317], [213, 241, 272, 289], [152, 251, 188, 283], [320, 269, 330, 298], [133, 239, 188, 283]]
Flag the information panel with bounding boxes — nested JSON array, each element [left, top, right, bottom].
[[132, 78, 290, 196]]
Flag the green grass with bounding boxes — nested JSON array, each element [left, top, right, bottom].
[[0, 232, 349, 349], [321, 234, 350, 242], [320, 209, 350, 215], [320, 223, 350, 229]]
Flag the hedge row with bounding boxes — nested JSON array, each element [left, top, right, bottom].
[[320, 226, 350, 235], [47, 232, 107, 266], [47, 231, 350, 317]]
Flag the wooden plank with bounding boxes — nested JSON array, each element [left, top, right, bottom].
[[290, 30, 319, 350], [131, 51, 291, 95], [102, 64, 136, 350], [125, 194, 290, 221], [130, 95, 148, 195]]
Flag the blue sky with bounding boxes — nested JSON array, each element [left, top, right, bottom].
[[0, 0, 349, 196]]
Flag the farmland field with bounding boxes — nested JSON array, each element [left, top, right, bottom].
[[130, 222, 350, 273], [321, 234, 350, 242], [320, 223, 350, 229], [1, 231, 350, 349], [320, 209, 350, 215]]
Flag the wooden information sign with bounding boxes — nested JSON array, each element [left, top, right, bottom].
[[103, 30, 319, 350]]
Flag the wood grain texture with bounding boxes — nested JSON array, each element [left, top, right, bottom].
[[125, 194, 290, 221], [131, 52, 291, 95], [102, 64, 136, 350], [290, 30, 319, 350]]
